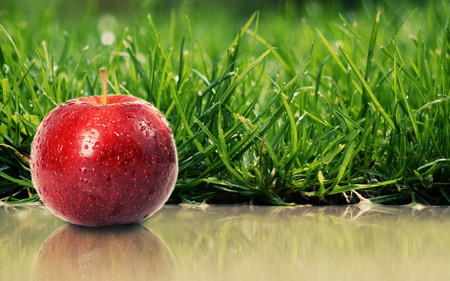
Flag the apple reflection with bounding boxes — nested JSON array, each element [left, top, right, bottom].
[[32, 224, 176, 281]]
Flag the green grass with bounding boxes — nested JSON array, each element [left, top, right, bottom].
[[0, 0, 449, 205]]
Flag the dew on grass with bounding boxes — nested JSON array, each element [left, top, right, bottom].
[[2, 64, 10, 73], [101, 32, 115, 45]]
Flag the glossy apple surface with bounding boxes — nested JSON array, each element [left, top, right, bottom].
[[30, 95, 177, 226]]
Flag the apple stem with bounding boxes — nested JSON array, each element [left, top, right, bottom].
[[100, 67, 108, 105]]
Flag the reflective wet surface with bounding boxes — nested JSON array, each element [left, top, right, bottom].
[[1, 203, 450, 281]]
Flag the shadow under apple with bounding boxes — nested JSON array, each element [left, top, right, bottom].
[[32, 224, 177, 281]]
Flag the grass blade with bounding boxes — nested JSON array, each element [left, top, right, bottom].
[[339, 46, 396, 129]]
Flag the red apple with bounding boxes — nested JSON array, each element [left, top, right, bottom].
[[30, 71, 177, 226]]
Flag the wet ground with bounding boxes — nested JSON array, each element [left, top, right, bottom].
[[1, 203, 450, 281]]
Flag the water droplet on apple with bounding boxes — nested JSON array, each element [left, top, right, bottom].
[[80, 129, 100, 157], [137, 120, 155, 138], [87, 193, 95, 201], [130, 171, 137, 183], [126, 113, 136, 119], [163, 146, 170, 156]]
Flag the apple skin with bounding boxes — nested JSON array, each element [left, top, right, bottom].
[[30, 95, 178, 227]]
